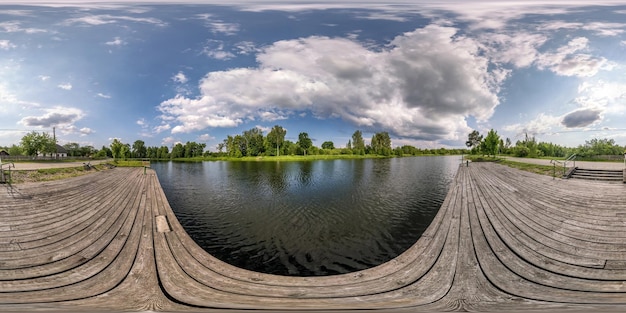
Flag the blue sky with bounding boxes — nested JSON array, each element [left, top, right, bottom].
[[1, 1, 625, 151]]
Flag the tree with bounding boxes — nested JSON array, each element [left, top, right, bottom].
[[483, 129, 500, 157], [465, 130, 483, 154], [110, 139, 124, 159], [297, 132, 313, 155], [243, 127, 264, 156], [63, 142, 80, 157], [20, 131, 55, 157], [321, 141, 335, 149], [352, 130, 365, 155], [371, 132, 391, 156], [132, 140, 147, 158], [266, 125, 287, 156]]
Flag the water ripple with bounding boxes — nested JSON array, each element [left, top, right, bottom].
[[154, 157, 458, 276]]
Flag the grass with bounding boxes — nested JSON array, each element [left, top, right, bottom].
[[111, 160, 149, 167], [464, 155, 561, 177], [6, 164, 110, 184], [499, 160, 559, 177]]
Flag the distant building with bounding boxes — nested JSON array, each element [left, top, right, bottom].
[[0, 150, 9, 156], [54, 144, 68, 158]]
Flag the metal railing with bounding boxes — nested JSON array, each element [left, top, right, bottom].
[[550, 154, 577, 179], [0, 160, 15, 184]]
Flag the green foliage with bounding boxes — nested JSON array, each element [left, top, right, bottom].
[[483, 129, 500, 157], [110, 139, 124, 159], [132, 140, 147, 158], [576, 138, 623, 158], [465, 130, 483, 154], [370, 132, 392, 156], [297, 132, 312, 155], [351, 130, 365, 155], [266, 125, 287, 156], [20, 131, 56, 157], [321, 141, 334, 149]]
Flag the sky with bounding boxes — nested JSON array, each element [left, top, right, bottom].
[[1, 0, 625, 151]]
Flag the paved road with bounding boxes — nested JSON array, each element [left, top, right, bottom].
[[1, 159, 111, 170], [503, 156, 625, 170]]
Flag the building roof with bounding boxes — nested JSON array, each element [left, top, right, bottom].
[[56, 144, 68, 154]]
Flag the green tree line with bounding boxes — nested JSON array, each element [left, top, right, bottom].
[[465, 129, 626, 160]]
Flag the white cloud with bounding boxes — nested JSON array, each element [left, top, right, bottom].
[[539, 20, 626, 36], [62, 14, 166, 27], [481, 32, 548, 68], [136, 118, 147, 127], [197, 133, 214, 142], [172, 71, 188, 84], [205, 50, 235, 60], [154, 124, 171, 134], [503, 113, 562, 136], [58, 83, 72, 90], [161, 136, 180, 147], [621, 40, 626, 46], [159, 25, 503, 142], [96, 92, 111, 98], [0, 40, 16, 50], [203, 40, 235, 60], [209, 22, 239, 35], [535, 37, 607, 77], [105, 36, 125, 46], [0, 21, 47, 33], [235, 41, 257, 55], [19, 106, 84, 130], [38, 75, 50, 81], [79, 127, 94, 135]]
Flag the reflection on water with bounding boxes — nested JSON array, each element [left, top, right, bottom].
[[153, 156, 458, 276]]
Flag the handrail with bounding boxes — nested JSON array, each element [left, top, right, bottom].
[[564, 153, 577, 168], [0, 161, 15, 184]]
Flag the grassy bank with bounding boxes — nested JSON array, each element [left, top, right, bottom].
[[6, 164, 111, 184], [465, 155, 559, 177]]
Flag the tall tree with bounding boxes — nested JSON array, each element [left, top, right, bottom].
[[297, 132, 313, 155], [132, 140, 147, 158], [352, 130, 365, 155], [110, 139, 124, 159], [371, 132, 392, 156], [266, 125, 287, 156], [243, 127, 264, 156], [465, 130, 483, 154], [484, 129, 500, 157]]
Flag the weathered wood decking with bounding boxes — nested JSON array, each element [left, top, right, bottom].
[[1, 163, 626, 312]]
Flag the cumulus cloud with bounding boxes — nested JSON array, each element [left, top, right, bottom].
[[19, 106, 84, 129], [96, 92, 111, 98], [159, 25, 504, 141], [0, 40, 16, 50], [79, 127, 94, 135], [561, 109, 602, 128], [535, 37, 607, 77]]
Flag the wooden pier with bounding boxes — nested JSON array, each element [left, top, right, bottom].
[[1, 163, 626, 312]]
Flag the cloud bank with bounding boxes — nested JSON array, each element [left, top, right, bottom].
[[159, 25, 505, 142]]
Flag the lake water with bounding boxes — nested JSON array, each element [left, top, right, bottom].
[[152, 156, 459, 276]]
